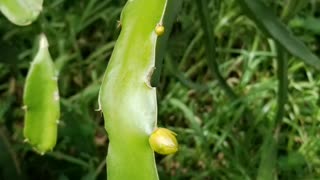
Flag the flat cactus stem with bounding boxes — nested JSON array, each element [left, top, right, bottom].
[[99, 0, 181, 179], [0, 0, 43, 26], [23, 34, 60, 154]]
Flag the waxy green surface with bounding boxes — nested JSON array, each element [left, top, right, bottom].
[[23, 35, 60, 154], [0, 0, 43, 26], [99, 0, 181, 179]]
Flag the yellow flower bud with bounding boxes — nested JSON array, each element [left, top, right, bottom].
[[155, 24, 165, 36], [149, 128, 178, 155]]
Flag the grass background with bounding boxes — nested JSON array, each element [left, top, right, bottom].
[[1, 0, 320, 179]]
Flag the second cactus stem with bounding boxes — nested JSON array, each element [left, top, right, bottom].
[[98, 0, 180, 179]]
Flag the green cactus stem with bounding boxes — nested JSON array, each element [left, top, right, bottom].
[[23, 34, 60, 154], [0, 0, 43, 26], [99, 0, 181, 179]]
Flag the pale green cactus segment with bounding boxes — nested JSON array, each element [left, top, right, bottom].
[[98, 0, 181, 179], [23, 34, 60, 154], [0, 0, 43, 26]]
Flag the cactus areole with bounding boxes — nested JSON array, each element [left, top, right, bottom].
[[99, 0, 181, 179]]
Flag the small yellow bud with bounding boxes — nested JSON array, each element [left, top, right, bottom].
[[149, 128, 178, 155], [155, 24, 165, 36]]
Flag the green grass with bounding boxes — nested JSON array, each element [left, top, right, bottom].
[[1, 0, 320, 179]]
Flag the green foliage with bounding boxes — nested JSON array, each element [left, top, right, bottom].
[[1, 0, 320, 179], [238, 0, 320, 70]]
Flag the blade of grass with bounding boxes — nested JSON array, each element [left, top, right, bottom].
[[195, 0, 237, 99], [196, 0, 257, 129], [0, 127, 22, 178], [47, 151, 91, 169], [257, 130, 277, 180], [166, 55, 208, 92], [281, 0, 308, 22], [257, 43, 288, 180], [275, 44, 288, 125], [238, 0, 320, 70]]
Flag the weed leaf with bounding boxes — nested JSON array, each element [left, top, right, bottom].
[[238, 0, 320, 70]]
